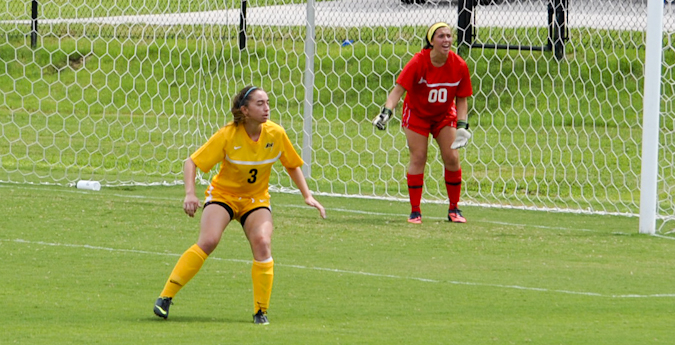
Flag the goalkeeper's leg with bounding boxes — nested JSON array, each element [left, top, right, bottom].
[[407, 173, 424, 223], [437, 127, 466, 223], [445, 168, 462, 210], [404, 128, 430, 223]]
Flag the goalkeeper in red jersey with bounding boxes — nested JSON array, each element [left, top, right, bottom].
[[372, 22, 473, 224], [153, 86, 326, 325]]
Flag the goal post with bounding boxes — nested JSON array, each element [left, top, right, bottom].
[[302, 0, 317, 178], [639, 0, 665, 235]]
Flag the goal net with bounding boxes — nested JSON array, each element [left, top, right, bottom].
[[1, 0, 674, 229]]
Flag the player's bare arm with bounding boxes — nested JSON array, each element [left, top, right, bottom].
[[455, 96, 468, 122], [286, 166, 326, 219], [385, 84, 406, 110], [183, 157, 201, 217]]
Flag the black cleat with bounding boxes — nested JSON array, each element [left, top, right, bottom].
[[408, 211, 422, 224], [153, 297, 172, 319], [253, 309, 269, 325]]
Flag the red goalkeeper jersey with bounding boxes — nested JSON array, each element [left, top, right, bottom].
[[396, 48, 473, 119]]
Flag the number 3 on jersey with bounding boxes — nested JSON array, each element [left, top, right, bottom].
[[428, 88, 448, 103], [248, 169, 258, 183]]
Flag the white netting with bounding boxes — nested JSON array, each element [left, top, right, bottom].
[[1, 0, 674, 229]]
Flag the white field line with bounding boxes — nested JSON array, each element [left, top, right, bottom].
[[2, 238, 675, 299], [2, 183, 675, 238], [283, 204, 600, 233], [3, 184, 675, 296]]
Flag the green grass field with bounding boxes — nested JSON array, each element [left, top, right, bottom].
[[2, 183, 674, 344], [2, 2, 675, 343]]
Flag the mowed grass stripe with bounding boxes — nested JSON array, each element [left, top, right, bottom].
[[4, 237, 675, 299]]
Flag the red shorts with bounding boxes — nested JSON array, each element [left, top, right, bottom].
[[400, 102, 457, 138]]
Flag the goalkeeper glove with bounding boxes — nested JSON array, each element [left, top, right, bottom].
[[372, 107, 393, 130], [451, 120, 471, 149]]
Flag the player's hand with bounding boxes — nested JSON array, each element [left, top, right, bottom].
[[305, 196, 326, 219], [372, 107, 393, 130], [183, 194, 201, 217], [451, 120, 471, 149]]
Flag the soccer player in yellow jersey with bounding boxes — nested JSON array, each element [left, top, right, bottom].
[[153, 86, 326, 325]]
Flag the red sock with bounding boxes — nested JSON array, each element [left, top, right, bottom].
[[445, 168, 462, 209], [407, 173, 424, 213]]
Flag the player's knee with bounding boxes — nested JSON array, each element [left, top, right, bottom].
[[197, 235, 222, 254], [251, 234, 271, 249], [443, 156, 459, 166], [250, 237, 271, 258], [409, 154, 427, 167], [197, 241, 218, 255], [442, 151, 460, 165]]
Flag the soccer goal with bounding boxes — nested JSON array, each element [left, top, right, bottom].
[[457, 0, 569, 59], [0, 0, 673, 232]]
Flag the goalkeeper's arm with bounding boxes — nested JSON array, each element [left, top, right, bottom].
[[451, 97, 472, 149], [372, 84, 406, 130]]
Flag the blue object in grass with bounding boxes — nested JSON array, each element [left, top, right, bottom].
[[341, 39, 354, 47]]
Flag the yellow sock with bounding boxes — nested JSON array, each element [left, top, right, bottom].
[[251, 258, 274, 313], [160, 244, 208, 298]]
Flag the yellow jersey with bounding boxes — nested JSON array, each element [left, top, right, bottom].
[[190, 121, 303, 198]]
